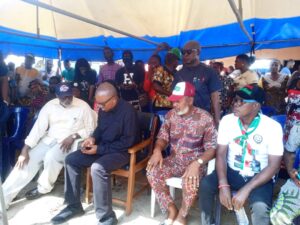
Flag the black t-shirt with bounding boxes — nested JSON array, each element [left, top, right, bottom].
[[74, 69, 97, 103], [115, 66, 144, 101], [173, 63, 222, 112]]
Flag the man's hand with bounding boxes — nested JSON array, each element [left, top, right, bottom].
[[288, 168, 300, 188], [146, 150, 163, 172], [219, 186, 233, 210], [16, 151, 29, 169], [60, 135, 75, 153], [232, 187, 250, 211], [182, 161, 202, 191], [82, 137, 95, 149], [81, 144, 97, 155]]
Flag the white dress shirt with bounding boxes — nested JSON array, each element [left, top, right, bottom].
[[25, 97, 97, 148]]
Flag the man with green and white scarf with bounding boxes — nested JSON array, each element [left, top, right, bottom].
[[199, 85, 283, 225]]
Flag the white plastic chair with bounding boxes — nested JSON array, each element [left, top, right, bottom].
[[0, 179, 9, 225], [150, 158, 215, 217]]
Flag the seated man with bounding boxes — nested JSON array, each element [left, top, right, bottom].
[[270, 80, 300, 225], [146, 82, 217, 225], [199, 85, 283, 225], [1, 83, 96, 210], [51, 82, 140, 225]]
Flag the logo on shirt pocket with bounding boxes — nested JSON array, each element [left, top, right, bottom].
[[253, 134, 263, 144]]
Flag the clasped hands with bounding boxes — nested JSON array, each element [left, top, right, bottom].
[[219, 186, 250, 211], [80, 137, 97, 155]]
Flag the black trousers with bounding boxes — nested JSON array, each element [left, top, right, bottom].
[[199, 167, 273, 225], [64, 150, 129, 220]]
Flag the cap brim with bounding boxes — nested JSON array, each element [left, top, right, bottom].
[[168, 95, 184, 102], [235, 90, 252, 100], [56, 92, 73, 98]]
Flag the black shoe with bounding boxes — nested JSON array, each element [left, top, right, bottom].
[[25, 188, 44, 200], [98, 214, 118, 225], [51, 205, 84, 224]]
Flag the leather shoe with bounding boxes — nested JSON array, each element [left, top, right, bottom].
[[51, 205, 84, 224], [98, 215, 118, 225], [25, 188, 44, 200]]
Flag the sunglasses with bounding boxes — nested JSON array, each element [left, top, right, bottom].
[[181, 49, 198, 55]]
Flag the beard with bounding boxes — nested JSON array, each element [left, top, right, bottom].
[[176, 106, 189, 116]]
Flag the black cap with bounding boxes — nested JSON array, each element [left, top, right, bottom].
[[236, 85, 265, 104], [55, 83, 73, 97]]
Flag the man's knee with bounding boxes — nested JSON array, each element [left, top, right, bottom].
[[65, 151, 78, 166], [90, 162, 107, 178], [251, 201, 270, 222]]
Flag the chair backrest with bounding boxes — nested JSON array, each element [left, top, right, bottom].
[[6, 106, 30, 139], [137, 112, 159, 157], [261, 106, 277, 117], [270, 114, 286, 131]]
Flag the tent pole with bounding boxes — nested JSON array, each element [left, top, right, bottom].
[[21, 0, 160, 46], [228, 0, 253, 42]]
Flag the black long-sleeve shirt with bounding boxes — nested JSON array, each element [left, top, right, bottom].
[[92, 99, 140, 155]]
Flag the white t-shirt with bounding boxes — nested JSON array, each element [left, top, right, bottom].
[[218, 114, 283, 177]]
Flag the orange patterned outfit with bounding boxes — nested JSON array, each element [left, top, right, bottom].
[[147, 107, 217, 216]]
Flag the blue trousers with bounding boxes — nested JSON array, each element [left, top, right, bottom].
[[199, 167, 273, 225]]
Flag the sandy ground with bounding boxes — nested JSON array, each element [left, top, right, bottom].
[[1, 172, 286, 225]]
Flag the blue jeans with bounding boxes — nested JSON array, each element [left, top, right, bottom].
[[199, 167, 273, 225]]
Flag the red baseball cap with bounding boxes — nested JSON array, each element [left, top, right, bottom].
[[168, 82, 195, 102]]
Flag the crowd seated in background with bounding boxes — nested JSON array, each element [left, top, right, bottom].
[[1, 83, 96, 211], [147, 82, 217, 225]]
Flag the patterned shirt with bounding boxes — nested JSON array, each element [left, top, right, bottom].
[[158, 107, 218, 163], [219, 75, 234, 109], [98, 63, 122, 83], [284, 89, 300, 142], [153, 66, 174, 108]]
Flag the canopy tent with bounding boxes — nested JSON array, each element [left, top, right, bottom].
[[0, 0, 300, 62]]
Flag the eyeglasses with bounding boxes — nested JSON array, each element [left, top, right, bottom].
[[233, 98, 257, 105], [98, 95, 114, 107], [181, 49, 198, 55]]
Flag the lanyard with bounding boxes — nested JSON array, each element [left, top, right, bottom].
[[234, 114, 261, 169]]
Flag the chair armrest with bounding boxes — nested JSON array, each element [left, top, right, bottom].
[[128, 138, 151, 154]]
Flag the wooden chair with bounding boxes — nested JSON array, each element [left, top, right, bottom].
[[85, 112, 159, 215]]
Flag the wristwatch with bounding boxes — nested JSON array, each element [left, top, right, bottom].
[[197, 158, 204, 165], [71, 134, 78, 140]]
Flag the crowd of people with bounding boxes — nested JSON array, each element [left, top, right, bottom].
[[0, 40, 300, 225]]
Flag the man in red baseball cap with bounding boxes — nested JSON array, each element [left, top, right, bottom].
[[147, 81, 217, 225]]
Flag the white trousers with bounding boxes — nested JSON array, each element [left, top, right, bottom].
[[2, 140, 71, 209]]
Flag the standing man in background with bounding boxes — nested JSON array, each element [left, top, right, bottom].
[[173, 40, 222, 126]]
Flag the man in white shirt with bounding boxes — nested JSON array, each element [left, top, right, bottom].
[[199, 85, 283, 225], [1, 83, 97, 210]]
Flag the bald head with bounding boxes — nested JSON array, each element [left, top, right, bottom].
[[184, 40, 201, 50], [96, 82, 118, 98]]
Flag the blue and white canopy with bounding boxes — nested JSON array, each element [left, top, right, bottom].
[[0, 0, 300, 61]]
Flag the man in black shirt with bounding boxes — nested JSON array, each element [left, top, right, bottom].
[[115, 50, 144, 110], [173, 41, 222, 126], [51, 82, 140, 225]]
